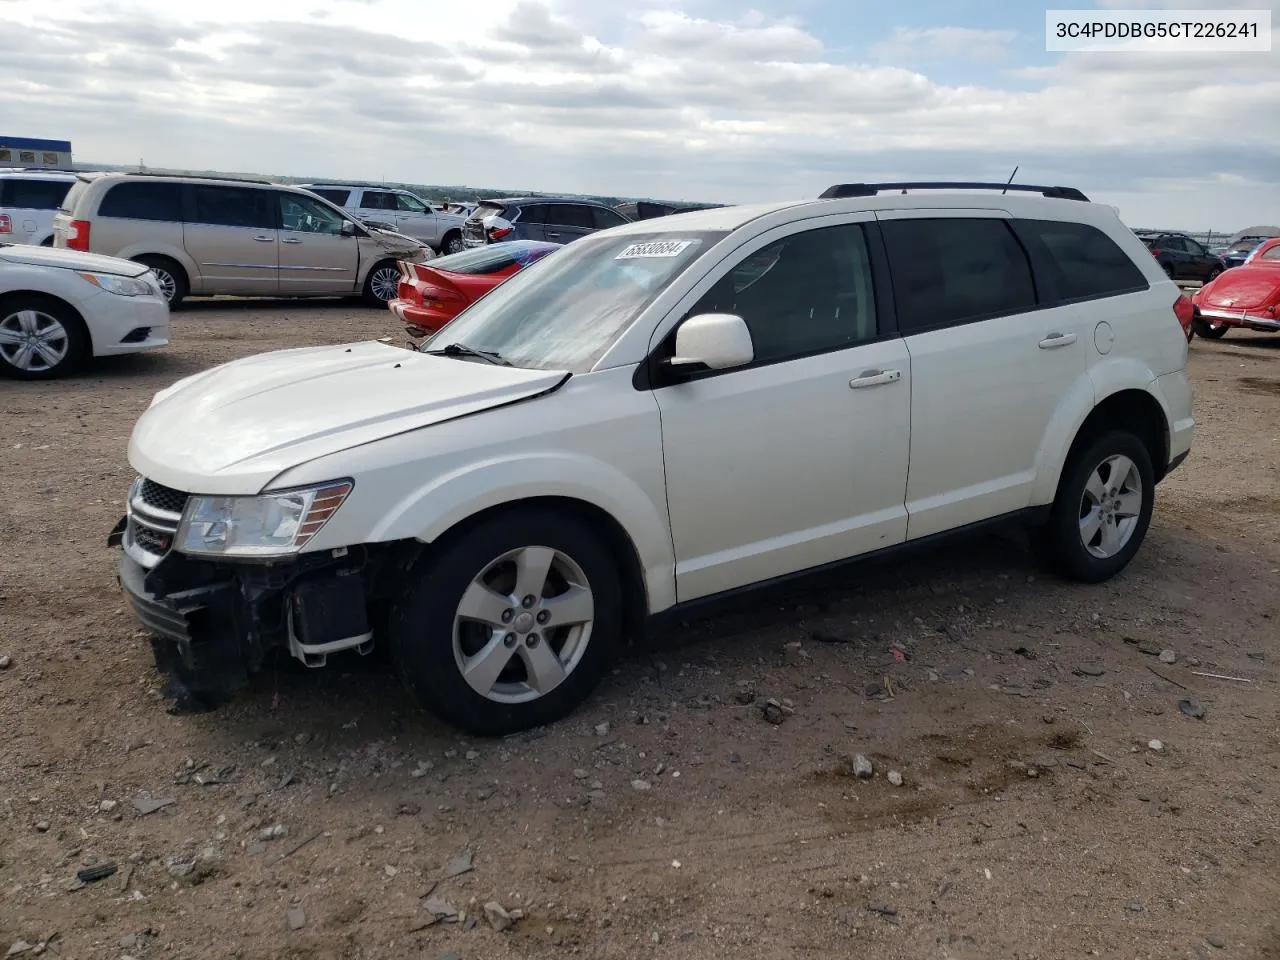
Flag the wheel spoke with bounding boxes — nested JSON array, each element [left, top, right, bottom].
[[456, 580, 512, 629], [512, 546, 555, 601], [461, 634, 517, 695], [1079, 507, 1104, 545], [16, 310, 40, 334], [0, 326, 25, 345], [518, 640, 567, 694], [1098, 516, 1125, 555], [12, 343, 37, 369], [33, 341, 63, 367], [541, 584, 594, 627], [1105, 456, 1135, 496], [1115, 490, 1143, 518], [1084, 470, 1107, 504]]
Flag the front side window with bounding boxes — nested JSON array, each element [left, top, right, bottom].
[[278, 193, 346, 234], [190, 185, 274, 229], [544, 204, 595, 229], [684, 223, 878, 364], [1021, 220, 1148, 302], [98, 181, 184, 222], [880, 218, 1036, 333], [396, 192, 428, 213], [1185, 237, 1207, 256], [423, 230, 727, 372]]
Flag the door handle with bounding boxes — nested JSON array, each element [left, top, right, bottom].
[[849, 369, 902, 389], [546, 232, 561, 239], [282, 238, 302, 244], [1038, 332, 1077, 349], [252, 236, 274, 242]]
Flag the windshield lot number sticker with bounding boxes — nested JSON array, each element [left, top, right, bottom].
[[616, 240, 693, 259]]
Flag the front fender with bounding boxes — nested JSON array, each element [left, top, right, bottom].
[[369, 452, 677, 612]]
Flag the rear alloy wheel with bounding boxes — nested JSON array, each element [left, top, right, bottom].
[[0, 295, 89, 380], [442, 232, 465, 255], [1032, 430, 1155, 583], [133, 256, 188, 308], [362, 260, 400, 306], [390, 509, 622, 735]]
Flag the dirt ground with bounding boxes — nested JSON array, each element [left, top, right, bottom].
[[1, 301, 1278, 960]]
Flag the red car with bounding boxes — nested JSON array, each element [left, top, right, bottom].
[[389, 239, 559, 336], [1192, 237, 1280, 339]]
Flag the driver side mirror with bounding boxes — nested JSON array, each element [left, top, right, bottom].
[[664, 313, 754, 376], [341, 220, 360, 237]]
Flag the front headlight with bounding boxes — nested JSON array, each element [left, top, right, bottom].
[[79, 271, 153, 297], [175, 480, 353, 557]]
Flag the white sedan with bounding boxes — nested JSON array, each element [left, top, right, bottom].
[[0, 244, 169, 379]]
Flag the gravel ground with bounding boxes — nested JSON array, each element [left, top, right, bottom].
[[1, 301, 1278, 960]]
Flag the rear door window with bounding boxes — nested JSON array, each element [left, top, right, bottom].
[[0, 179, 73, 209], [308, 187, 351, 206], [190, 185, 276, 229], [361, 191, 398, 211], [1016, 220, 1149, 302], [880, 217, 1037, 333], [544, 204, 596, 229], [98, 181, 184, 222]]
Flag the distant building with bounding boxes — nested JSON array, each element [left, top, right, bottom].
[[0, 136, 73, 169]]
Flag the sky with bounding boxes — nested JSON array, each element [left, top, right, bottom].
[[1, 0, 1277, 229]]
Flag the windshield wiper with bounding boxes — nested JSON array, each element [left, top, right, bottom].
[[422, 342, 512, 366]]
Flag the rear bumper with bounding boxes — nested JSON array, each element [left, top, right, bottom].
[[388, 298, 456, 333], [1196, 308, 1280, 331]]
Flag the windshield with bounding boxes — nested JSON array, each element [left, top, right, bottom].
[[422, 230, 727, 372]]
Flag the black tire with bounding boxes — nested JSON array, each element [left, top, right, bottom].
[[133, 255, 188, 308], [1193, 317, 1229, 339], [1205, 266, 1223, 282], [389, 509, 623, 736], [362, 259, 400, 307], [39, 236, 54, 247], [441, 231, 465, 256], [0, 293, 90, 380], [1032, 430, 1155, 583]]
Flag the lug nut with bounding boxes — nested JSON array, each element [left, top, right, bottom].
[[501, 609, 514, 623], [503, 632, 517, 648], [526, 634, 540, 648], [536, 610, 550, 624], [522, 594, 536, 608]]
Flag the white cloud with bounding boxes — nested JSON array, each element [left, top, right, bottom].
[[0, 0, 1277, 227], [871, 26, 1017, 63]]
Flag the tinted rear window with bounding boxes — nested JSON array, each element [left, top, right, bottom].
[[0, 178, 73, 209], [881, 218, 1037, 333], [1020, 220, 1149, 302], [430, 240, 558, 275], [98, 181, 184, 221]]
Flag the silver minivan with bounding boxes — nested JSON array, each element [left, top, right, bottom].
[[53, 173, 433, 307]]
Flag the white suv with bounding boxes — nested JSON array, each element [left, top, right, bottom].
[[300, 184, 467, 255], [111, 181, 1195, 735], [0, 169, 77, 246]]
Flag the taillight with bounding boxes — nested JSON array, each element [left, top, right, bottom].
[[487, 226, 513, 241], [0, 214, 11, 234], [1173, 293, 1195, 337], [66, 219, 91, 251], [1149, 248, 1161, 258]]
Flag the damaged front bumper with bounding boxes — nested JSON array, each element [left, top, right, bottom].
[[111, 515, 387, 700]]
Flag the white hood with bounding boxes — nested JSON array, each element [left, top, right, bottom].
[[0, 243, 150, 276], [128, 341, 568, 494]]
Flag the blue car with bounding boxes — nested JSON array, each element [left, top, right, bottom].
[[1222, 236, 1271, 269]]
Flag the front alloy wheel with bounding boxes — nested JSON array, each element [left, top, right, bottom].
[[0, 296, 89, 380], [390, 509, 622, 735]]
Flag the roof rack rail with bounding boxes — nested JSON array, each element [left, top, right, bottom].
[[116, 171, 274, 185], [819, 181, 1090, 202]]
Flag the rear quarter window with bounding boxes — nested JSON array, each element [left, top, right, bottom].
[[98, 181, 184, 222], [58, 179, 91, 213], [1018, 220, 1149, 302]]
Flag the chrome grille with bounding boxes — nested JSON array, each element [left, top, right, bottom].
[[139, 478, 189, 515], [125, 476, 188, 569]]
